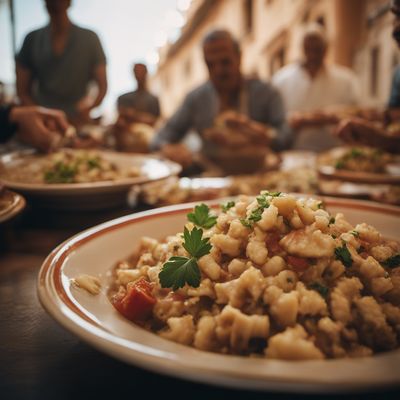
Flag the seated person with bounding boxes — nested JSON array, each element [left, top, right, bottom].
[[150, 29, 292, 173], [272, 23, 360, 151], [114, 63, 160, 152]]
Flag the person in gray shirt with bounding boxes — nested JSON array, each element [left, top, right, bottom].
[[117, 63, 160, 125], [16, 0, 107, 123], [151, 29, 292, 168]]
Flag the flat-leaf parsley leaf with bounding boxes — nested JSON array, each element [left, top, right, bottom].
[[159, 226, 211, 290], [187, 203, 217, 229]]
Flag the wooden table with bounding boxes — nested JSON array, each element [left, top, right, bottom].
[[1, 204, 399, 400]]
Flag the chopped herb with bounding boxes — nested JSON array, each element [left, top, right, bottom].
[[382, 254, 400, 268], [240, 193, 271, 228], [261, 191, 281, 197], [317, 201, 325, 209], [350, 148, 363, 158], [187, 203, 217, 229], [240, 218, 253, 228], [350, 230, 359, 238], [221, 201, 235, 213], [44, 161, 77, 183], [335, 160, 345, 169], [335, 243, 353, 268], [87, 157, 100, 169], [159, 226, 211, 290], [309, 282, 329, 299], [328, 217, 335, 226]]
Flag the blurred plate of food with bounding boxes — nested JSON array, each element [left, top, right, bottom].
[[139, 168, 318, 207], [38, 193, 400, 392], [0, 185, 26, 223], [317, 147, 400, 184], [0, 149, 181, 210]]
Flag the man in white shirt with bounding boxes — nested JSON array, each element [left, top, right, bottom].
[[272, 23, 360, 151]]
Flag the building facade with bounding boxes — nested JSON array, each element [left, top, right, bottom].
[[151, 0, 397, 117]]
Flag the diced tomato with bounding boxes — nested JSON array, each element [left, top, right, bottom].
[[112, 277, 156, 322], [287, 255, 309, 273], [266, 233, 282, 255]]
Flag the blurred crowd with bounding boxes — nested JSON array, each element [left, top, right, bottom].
[[1, 0, 399, 174]]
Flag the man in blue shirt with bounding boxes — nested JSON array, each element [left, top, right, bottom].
[[151, 29, 292, 168], [15, 0, 107, 124]]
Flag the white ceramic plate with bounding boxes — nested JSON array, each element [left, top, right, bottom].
[[0, 150, 181, 210], [0, 188, 25, 223], [38, 197, 400, 392]]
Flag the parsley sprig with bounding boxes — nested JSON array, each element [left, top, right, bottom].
[[159, 226, 211, 290], [334, 243, 353, 268], [187, 203, 217, 229]]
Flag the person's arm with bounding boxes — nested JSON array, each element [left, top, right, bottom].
[[150, 94, 194, 151], [91, 63, 107, 108], [16, 63, 36, 106], [335, 117, 400, 154]]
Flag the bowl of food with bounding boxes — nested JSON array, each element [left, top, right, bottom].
[[38, 192, 400, 392]]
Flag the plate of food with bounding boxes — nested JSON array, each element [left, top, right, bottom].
[[0, 185, 25, 223], [317, 147, 400, 184], [0, 149, 181, 210], [38, 192, 400, 392]]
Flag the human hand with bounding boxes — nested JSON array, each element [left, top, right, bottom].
[[9, 106, 69, 152], [334, 117, 386, 147], [161, 143, 193, 169], [207, 111, 272, 147]]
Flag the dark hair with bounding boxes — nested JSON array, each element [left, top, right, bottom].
[[202, 29, 240, 54]]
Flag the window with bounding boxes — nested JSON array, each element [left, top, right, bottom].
[[244, 0, 253, 34]]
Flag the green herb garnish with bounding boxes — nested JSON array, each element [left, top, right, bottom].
[[44, 161, 77, 183], [309, 282, 329, 299], [158, 226, 211, 290], [382, 254, 400, 268], [240, 193, 272, 228], [221, 201, 235, 213], [87, 157, 100, 169], [350, 230, 359, 238], [187, 203, 217, 229], [334, 243, 353, 268], [328, 217, 335, 226]]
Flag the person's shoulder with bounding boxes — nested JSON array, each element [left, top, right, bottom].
[[73, 24, 102, 41], [185, 81, 211, 101], [327, 64, 358, 82], [23, 26, 47, 41], [247, 78, 280, 97]]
